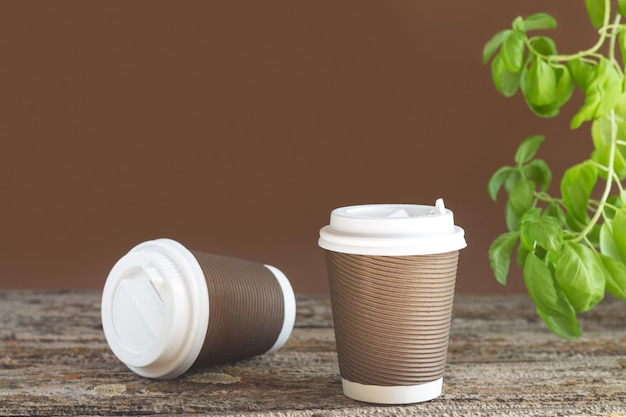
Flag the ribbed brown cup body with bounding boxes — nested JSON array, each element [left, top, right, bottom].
[[325, 250, 458, 386], [190, 252, 285, 367]]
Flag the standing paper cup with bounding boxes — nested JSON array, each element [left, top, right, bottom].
[[101, 238, 296, 379], [318, 199, 466, 404]]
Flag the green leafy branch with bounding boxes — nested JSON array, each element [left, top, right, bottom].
[[484, 0, 626, 339]]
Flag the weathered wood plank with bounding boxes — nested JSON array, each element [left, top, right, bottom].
[[0, 291, 625, 416]]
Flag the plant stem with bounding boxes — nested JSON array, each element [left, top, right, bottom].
[[527, 0, 612, 63], [534, 191, 562, 205], [573, 110, 617, 243], [590, 160, 610, 172], [609, 14, 622, 65]]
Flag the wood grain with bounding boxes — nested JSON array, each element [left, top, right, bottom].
[[0, 291, 625, 416]]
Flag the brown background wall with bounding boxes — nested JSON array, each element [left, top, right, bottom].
[[1, 1, 595, 294]]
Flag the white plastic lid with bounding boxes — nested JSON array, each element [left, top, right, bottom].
[[101, 238, 210, 379], [318, 199, 467, 256]]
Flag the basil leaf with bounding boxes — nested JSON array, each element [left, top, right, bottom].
[[620, 0, 626, 17], [571, 98, 600, 129], [568, 58, 593, 91], [519, 64, 560, 117], [519, 207, 540, 249], [508, 179, 535, 218], [620, 26, 626, 69], [512, 16, 525, 32], [523, 13, 557, 31], [504, 169, 522, 192], [505, 200, 521, 232], [517, 244, 529, 268], [489, 231, 520, 285], [515, 135, 545, 165], [491, 53, 521, 98], [545, 246, 559, 271], [537, 308, 582, 339], [591, 114, 626, 147], [591, 144, 626, 180], [483, 29, 512, 64], [504, 171, 533, 232], [526, 101, 561, 118], [587, 224, 602, 248], [600, 208, 626, 262], [598, 254, 626, 300], [599, 218, 626, 262], [595, 58, 622, 117], [560, 161, 598, 224], [545, 201, 567, 226], [613, 92, 626, 119], [556, 67, 574, 106], [530, 36, 557, 56], [523, 253, 562, 316], [591, 114, 626, 175], [570, 58, 620, 129], [502, 30, 526, 73], [611, 209, 626, 258], [524, 159, 552, 192], [591, 114, 626, 152], [586, 0, 606, 28], [520, 210, 563, 252], [522, 58, 557, 106], [605, 195, 624, 219], [555, 242, 606, 313], [524, 252, 582, 339], [488, 166, 515, 201]]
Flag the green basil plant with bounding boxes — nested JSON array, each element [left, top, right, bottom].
[[484, 0, 626, 338]]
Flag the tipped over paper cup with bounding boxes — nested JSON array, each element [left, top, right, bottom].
[[101, 238, 296, 379]]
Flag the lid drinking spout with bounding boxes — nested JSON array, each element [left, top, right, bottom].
[[434, 198, 446, 215]]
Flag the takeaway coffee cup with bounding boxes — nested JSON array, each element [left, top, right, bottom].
[[101, 238, 296, 379], [318, 199, 466, 404]]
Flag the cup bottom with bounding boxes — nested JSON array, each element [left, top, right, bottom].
[[341, 378, 442, 404]]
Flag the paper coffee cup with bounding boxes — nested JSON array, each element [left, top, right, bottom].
[[318, 199, 466, 404], [101, 238, 296, 379]]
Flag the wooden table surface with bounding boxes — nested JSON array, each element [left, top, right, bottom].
[[0, 290, 625, 416]]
